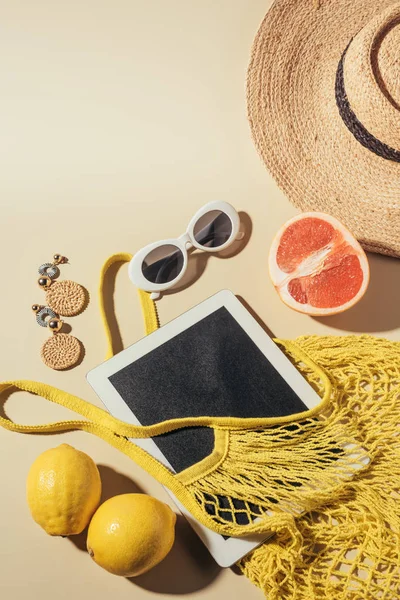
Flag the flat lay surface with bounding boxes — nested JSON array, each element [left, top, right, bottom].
[[1, 1, 400, 599]]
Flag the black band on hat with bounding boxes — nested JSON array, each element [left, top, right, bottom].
[[335, 45, 400, 163]]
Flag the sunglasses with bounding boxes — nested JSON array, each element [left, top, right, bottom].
[[129, 201, 242, 299]]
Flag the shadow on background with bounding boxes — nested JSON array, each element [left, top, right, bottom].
[[236, 295, 276, 339], [132, 513, 221, 594], [81, 285, 91, 315], [313, 252, 400, 332], [164, 211, 252, 296], [98, 464, 146, 501], [68, 465, 221, 594], [0, 386, 14, 421]]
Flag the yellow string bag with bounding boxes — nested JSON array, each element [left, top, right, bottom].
[[0, 253, 398, 598], [240, 336, 400, 599], [0, 253, 368, 536]]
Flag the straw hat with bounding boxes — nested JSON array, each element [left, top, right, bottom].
[[247, 0, 400, 257]]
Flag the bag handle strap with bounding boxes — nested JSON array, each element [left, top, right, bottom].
[[99, 252, 159, 359], [0, 253, 332, 438], [0, 377, 183, 489]]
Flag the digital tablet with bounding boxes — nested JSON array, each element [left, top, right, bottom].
[[86, 290, 324, 566]]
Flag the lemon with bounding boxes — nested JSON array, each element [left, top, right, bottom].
[[87, 494, 176, 577], [26, 443, 101, 536]]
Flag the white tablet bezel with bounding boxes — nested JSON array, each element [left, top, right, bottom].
[[86, 290, 323, 567]]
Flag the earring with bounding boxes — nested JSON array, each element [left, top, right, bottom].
[[32, 304, 83, 370], [37, 254, 86, 317]]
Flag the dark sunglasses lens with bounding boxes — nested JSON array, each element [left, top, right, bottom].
[[142, 245, 184, 284], [193, 210, 233, 248]]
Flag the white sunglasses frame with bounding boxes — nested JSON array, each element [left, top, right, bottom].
[[129, 201, 241, 299]]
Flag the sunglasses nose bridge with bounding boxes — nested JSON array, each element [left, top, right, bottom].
[[179, 232, 193, 249]]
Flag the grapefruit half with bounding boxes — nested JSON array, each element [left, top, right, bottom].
[[269, 213, 370, 316]]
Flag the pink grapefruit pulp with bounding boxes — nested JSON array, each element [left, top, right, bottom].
[[269, 213, 370, 316]]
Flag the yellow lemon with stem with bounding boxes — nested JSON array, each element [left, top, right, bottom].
[[27, 444, 101, 536], [87, 494, 176, 577]]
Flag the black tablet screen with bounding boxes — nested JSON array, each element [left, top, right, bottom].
[[109, 307, 307, 473]]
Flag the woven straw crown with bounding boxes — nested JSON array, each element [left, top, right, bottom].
[[247, 0, 400, 257], [341, 4, 400, 156]]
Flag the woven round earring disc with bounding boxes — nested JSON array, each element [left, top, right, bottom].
[[41, 334, 81, 370], [46, 280, 85, 316]]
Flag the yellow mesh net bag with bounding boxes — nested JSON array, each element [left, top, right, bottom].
[[240, 334, 400, 599], [0, 254, 399, 599]]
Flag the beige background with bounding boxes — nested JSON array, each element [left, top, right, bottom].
[[1, 1, 400, 599]]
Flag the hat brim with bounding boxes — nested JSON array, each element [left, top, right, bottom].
[[247, 0, 400, 257]]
